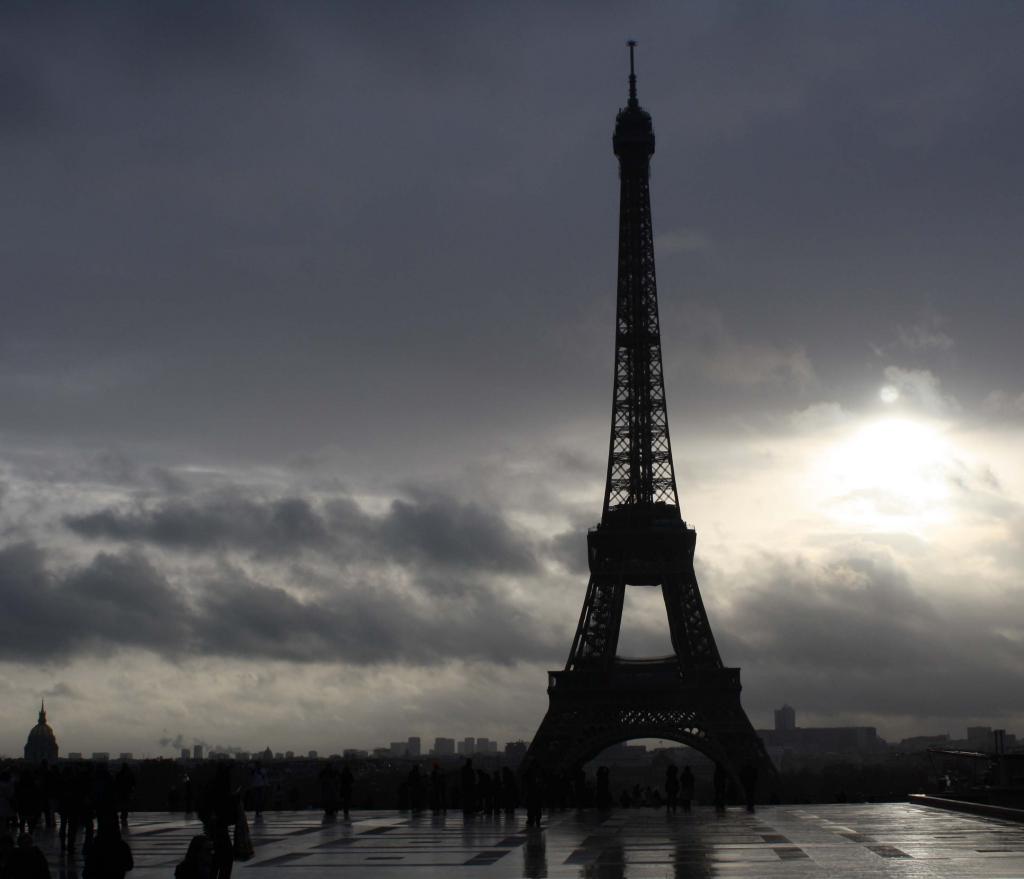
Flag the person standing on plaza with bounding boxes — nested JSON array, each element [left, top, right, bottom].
[[83, 817, 133, 879], [713, 763, 727, 813], [339, 764, 354, 821], [4, 833, 50, 879], [460, 759, 476, 817], [665, 764, 679, 814], [114, 763, 135, 827], [201, 764, 238, 879], [679, 765, 695, 813]]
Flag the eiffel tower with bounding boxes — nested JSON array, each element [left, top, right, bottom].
[[526, 44, 775, 798]]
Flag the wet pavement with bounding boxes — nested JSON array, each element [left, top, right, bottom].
[[28, 802, 1024, 877]]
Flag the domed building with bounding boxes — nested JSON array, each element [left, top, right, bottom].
[[24, 701, 59, 764]]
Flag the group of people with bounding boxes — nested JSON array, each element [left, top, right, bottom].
[[316, 762, 354, 819], [664, 764, 697, 812], [0, 762, 136, 856], [456, 760, 520, 817], [0, 761, 257, 879], [0, 762, 135, 879]]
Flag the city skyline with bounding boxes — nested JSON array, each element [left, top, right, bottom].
[[3, 4, 1024, 756]]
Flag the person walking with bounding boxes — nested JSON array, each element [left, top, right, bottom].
[[114, 763, 135, 827], [4, 833, 50, 879], [460, 759, 476, 817], [339, 764, 353, 821], [713, 763, 727, 814], [523, 763, 544, 829], [83, 817, 133, 879], [202, 765, 238, 879], [665, 764, 679, 814], [679, 765, 695, 813], [175, 835, 215, 879]]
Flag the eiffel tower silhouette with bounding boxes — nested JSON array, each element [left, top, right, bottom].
[[526, 44, 776, 800]]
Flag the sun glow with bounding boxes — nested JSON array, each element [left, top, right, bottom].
[[815, 417, 954, 534]]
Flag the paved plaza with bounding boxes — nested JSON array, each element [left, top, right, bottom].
[[32, 802, 1024, 878]]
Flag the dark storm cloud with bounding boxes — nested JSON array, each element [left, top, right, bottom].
[[0, 543, 188, 659], [548, 528, 589, 575], [3, 3, 1023, 466], [66, 497, 331, 556], [0, 539, 559, 666], [65, 490, 538, 573], [714, 551, 1024, 722]]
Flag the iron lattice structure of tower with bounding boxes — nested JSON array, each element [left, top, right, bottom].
[[526, 45, 775, 796]]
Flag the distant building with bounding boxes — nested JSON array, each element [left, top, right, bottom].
[[180, 749, 190, 761], [389, 741, 408, 758], [896, 734, 949, 753], [759, 705, 886, 756], [285, 751, 294, 759], [274, 752, 283, 760], [476, 738, 498, 754], [68, 752, 83, 761], [92, 752, 110, 762], [407, 737, 421, 757], [343, 749, 368, 759], [308, 750, 318, 760], [458, 737, 475, 756], [372, 747, 390, 758], [504, 741, 528, 764], [967, 726, 992, 748], [24, 702, 59, 765], [775, 704, 796, 732], [237, 752, 251, 762], [193, 744, 204, 761], [432, 738, 455, 756], [260, 747, 273, 762], [119, 753, 133, 762]]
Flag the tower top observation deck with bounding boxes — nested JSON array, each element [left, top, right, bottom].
[[613, 41, 655, 160]]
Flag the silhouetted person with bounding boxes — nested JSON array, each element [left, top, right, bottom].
[[407, 766, 423, 813], [665, 764, 679, 814], [114, 763, 135, 826], [595, 766, 611, 810], [39, 765, 55, 830], [491, 770, 503, 816], [93, 763, 116, 830], [476, 770, 491, 816], [429, 764, 445, 813], [739, 763, 757, 813], [523, 762, 544, 829], [679, 765, 694, 813], [460, 759, 476, 817], [4, 833, 50, 879], [175, 834, 215, 879], [501, 767, 518, 817], [14, 772, 40, 834], [339, 764, 354, 820], [318, 763, 338, 819], [55, 768, 73, 852], [248, 763, 267, 818], [83, 818, 133, 879], [0, 772, 16, 835], [69, 765, 95, 857], [713, 763, 727, 813], [201, 764, 237, 879]]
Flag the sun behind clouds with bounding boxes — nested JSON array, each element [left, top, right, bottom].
[[815, 417, 956, 535]]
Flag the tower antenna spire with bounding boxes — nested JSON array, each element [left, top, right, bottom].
[[627, 39, 638, 106]]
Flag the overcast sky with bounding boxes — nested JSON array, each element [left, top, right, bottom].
[[3, 2, 1024, 757]]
